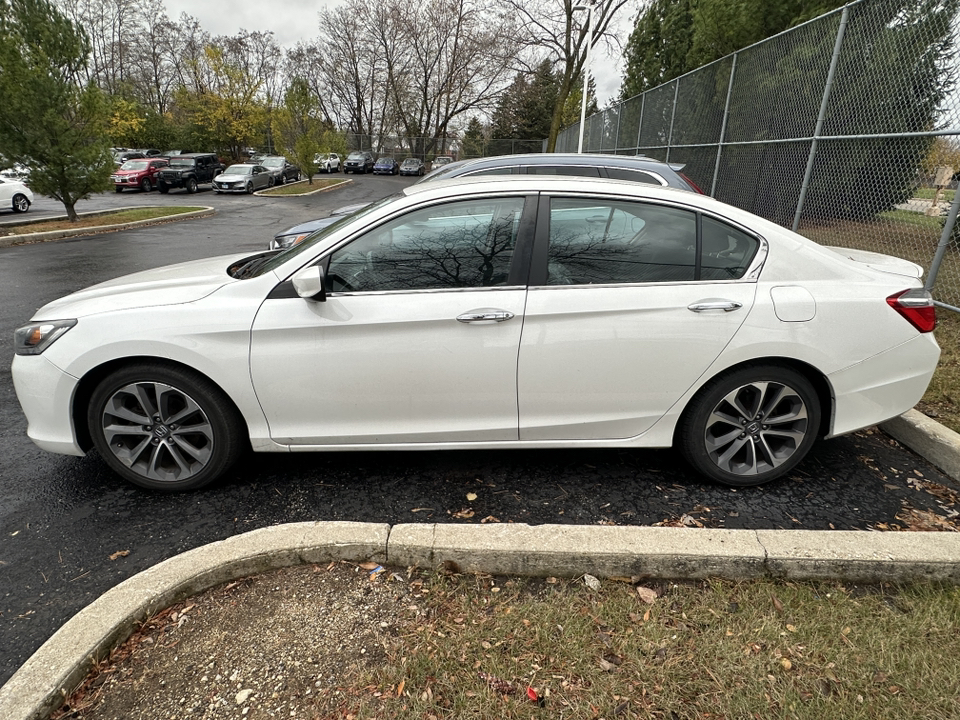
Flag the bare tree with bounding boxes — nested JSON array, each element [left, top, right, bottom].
[[500, 0, 630, 151]]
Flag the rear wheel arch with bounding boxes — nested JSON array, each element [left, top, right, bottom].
[[675, 357, 833, 446]]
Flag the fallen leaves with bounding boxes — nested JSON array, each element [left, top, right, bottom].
[[636, 586, 657, 605], [108, 550, 130, 561]]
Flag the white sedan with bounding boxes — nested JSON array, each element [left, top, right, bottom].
[[0, 176, 33, 213], [12, 176, 940, 491]]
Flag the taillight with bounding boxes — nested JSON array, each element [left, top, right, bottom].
[[679, 172, 704, 194], [887, 289, 936, 333]]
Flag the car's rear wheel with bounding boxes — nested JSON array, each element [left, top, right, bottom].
[[12, 193, 30, 212], [87, 363, 244, 491], [140, 178, 152, 192], [185, 178, 198, 193], [679, 365, 820, 487]]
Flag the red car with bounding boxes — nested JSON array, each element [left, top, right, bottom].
[[111, 158, 168, 193]]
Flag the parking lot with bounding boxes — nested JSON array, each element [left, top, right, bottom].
[[1, 174, 960, 685]]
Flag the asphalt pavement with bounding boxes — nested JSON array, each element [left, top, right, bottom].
[[2, 177, 960, 688]]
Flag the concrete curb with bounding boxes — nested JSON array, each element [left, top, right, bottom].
[[253, 178, 353, 197], [3, 521, 960, 720], [881, 409, 960, 482], [0, 206, 215, 248]]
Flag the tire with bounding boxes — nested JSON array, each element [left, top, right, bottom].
[[278, 174, 286, 185], [87, 363, 244, 491], [246, 182, 253, 194], [185, 177, 198, 193], [140, 178, 152, 192], [158, 183, 169, 194], [678, 364, 820, 487], [115, 186, 124, 193], [12, 193, 30, 212]]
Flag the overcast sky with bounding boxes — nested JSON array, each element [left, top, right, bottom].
[[160, 0, 630, 108]]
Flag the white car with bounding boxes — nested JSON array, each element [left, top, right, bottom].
[[314, 152, 341, 173], [12, 176, 940, 491], [0, 177, 33, 213]]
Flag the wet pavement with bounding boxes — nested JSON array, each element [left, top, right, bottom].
[[2, 177, 959, 685]]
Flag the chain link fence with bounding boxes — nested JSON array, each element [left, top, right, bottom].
[[557, 0, 960, 312]]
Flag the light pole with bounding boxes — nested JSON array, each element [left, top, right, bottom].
[[572, 3, 593, 154]]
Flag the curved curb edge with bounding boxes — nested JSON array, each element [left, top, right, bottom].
[[881, 408, 960, 482], [3, 521, 960, 720], [253, 178, 353, 197], [0, 207, 216, 248]]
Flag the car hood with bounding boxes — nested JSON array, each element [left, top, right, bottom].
[[827, 247, 924, 279], [32, 253, 248, 320], [276, 216, 340, 238], [114, 169, 148, 176], [215, 173, 250, 181]]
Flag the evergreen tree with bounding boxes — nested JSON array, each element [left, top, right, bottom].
[[0, 0, 114, 221]]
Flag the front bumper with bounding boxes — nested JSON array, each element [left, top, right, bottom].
[[214, 181, 249, 193], [11, 354, 85, 456]]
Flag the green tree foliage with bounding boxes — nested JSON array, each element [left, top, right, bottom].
[[620, 0, 846, 97], [274, 78, 325, 183], [462, 117, 487, 158], [491, 60, 559, 140], [0, 0, 114, 221]]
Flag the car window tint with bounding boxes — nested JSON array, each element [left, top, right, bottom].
[[546, 198, 696, 285], [700, 216, 758, 280], [326, 197, 525, 293], [528, 165, 601, 177], [603, 168, 663, 186]]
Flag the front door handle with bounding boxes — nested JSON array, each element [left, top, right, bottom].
[[688, 299, 743, 313], [457, 309, 515, 323]]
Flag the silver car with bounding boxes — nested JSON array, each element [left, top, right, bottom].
[[213, 164, 272, 194]]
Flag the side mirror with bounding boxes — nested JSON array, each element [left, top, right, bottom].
[[291, 265, 326, 302]]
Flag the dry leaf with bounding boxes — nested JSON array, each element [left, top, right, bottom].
[[636, 586, 657, 604], [358, 562, 380, 570], [466, 492, 478, 501], [452, 508, 475, 519], [396, 680, 405, 697], [771, 594, 784, 613], [583, 574, 601, 591], [598, 658, 616, 672], [781, 658, 792, 671], [786, 624, 797, 633], [109, 550, 130, 561]]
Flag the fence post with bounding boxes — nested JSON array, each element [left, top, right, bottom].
[[613, 106, 622, 153], [926, 184, 960, 296], [710, 54, 738, 198], [792, 5, 850, 232], [636, 93, 646, 155], [665, 80, 680, 163]]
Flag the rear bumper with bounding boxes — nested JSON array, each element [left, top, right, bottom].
[[828, 333, 941, 438], [11, 354, 85, 456]]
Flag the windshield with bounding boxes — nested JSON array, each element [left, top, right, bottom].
[[224, 165, 253, 174], [120, 160, 150, 171], [262, 157, 283, 167], [347, 152, 365, 160], [377, 157, 393, 163], [402, 158, 418, 165], [169, 157, 195, 167], [243, 194, 402, 279]]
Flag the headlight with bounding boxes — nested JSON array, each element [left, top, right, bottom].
[[14, 319, 77, 355], [272, 233, 309, 250]]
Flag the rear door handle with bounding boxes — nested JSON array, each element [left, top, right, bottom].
[[688, 299, 743, 313], [457, 309, 515, 323]]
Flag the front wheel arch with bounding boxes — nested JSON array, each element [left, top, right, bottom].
[[72, 357, 250, 455]]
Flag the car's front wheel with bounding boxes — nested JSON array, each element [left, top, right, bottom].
[[87, 363, 244, 491], [185, 177, 198, 193], [140, 178, 152, 192], [679, 365, 820, 487]]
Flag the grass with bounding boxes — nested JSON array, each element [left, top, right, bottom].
[[325, 572, 960, 719], [920, 309, 960, 433], [258, 177, 348, 196], [2, 207, 204, 235], [913, 187, 956, 204]]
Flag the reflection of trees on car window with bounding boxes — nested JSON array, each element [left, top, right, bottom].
[[327, 199, 523, 292]]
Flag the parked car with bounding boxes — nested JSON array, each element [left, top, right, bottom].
[[343, 151, 375, 174], [313, 152, 341, 173], [261, 156, 301, 185], [399, 158, 425, 176], [111, 158, 168, 193], [113, 150, 145, 166], [373, 156, 400, 175], [270, 216, 341, 250], [13, 175, 939, 491], [139, 149, 163, 157], [213, 164, 272, 194], [156, 153, 223, 194], [419, 153, 703, 192], [0, 177, 33, 213], [431, 155, 454, 169]]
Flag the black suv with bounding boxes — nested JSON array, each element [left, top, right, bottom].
[[343, 151, 375, 174], [157, 153, 223, 193]]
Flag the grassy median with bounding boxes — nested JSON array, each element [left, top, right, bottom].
[[2, 207, 205, 235], [258, 177, 348, 196]]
